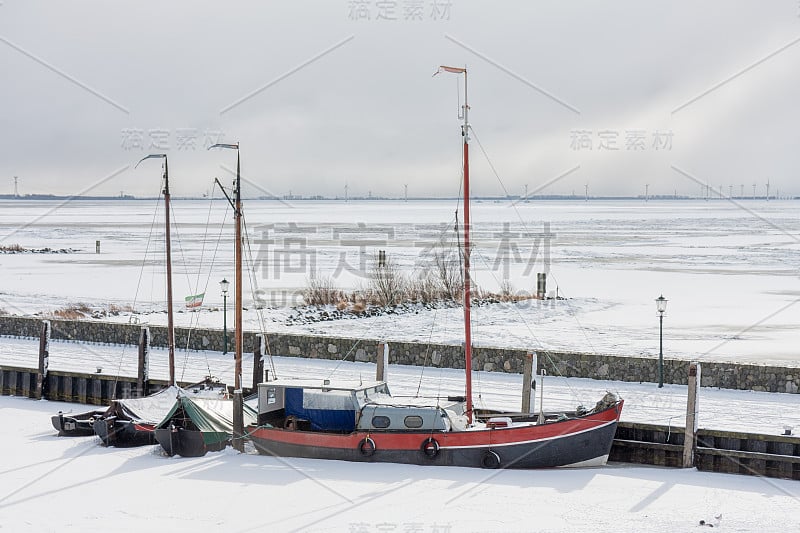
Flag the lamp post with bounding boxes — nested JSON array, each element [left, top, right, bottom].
[[656, 294, 668, 388], [220, 278, 229, 355]]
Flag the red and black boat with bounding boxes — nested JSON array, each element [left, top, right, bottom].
[[248, 66, 623, 469]]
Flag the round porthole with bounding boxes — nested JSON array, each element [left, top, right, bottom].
[[371, 415, 390, 429]]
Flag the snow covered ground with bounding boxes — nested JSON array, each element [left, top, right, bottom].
[[3, 336, 799, 435], [0, 394, 797, 532], [1, 199, 799, 366]]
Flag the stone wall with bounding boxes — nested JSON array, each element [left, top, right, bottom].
[[1, 315, 798, 393]]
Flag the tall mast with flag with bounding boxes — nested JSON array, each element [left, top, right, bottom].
[[209, 142, 245, 451], [436, 65, 473, 424], [136, 153, 176, 386]]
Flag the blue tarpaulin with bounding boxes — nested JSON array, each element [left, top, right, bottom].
[[284, 388, 356, 432]]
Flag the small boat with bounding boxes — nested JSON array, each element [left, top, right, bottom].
[[154, 393, 257, 457], [93, 385, 180, 447], [247, 66, 623, 469], [93, 378, 229, 447], [51, 408, 108, 437]]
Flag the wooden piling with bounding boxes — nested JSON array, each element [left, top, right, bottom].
[[91, 378, 101, 405], [36, 320, 50, 399], [376, 342, 388, 382], [137, 327, 149, 397], [683, 362, 700, 468], [77, 378, 87, 403], [522, 351, 536, 413], [63, 375, 73, 402], [20, 372, 31, 398], [253, 334, 265, 389]]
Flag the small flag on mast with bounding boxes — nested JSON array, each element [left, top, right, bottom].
[[185, 293, 205, 309], [434, 65, 466, 76]]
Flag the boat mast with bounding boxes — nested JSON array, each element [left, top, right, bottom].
[[164, 157, 176, 387], [437, 65, 474, 424], [209, 142, 245, 451], [136, 154, 176, 387]]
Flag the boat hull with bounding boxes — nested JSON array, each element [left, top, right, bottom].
[[51, 410, 106, 437], [93, 417, 156, 447], [250, 401, 622, 469], [154, 427, 228, 457]]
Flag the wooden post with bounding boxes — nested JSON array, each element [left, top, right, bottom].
[[63, 375, 72, 402], [522, 351, 537, 413], [77, 378, 87, 403], [253, 334, 265, 390], [20, 372, 31, 398], [91, 378, 101, 405], [137, 327, 149, 397], [36, 320, 50, 399], [683, 362, 701, 468], [376, 342, 388, 382]]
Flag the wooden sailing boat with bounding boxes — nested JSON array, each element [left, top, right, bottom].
[[247, 67, 623, 469], [153, 143, 253, 456]]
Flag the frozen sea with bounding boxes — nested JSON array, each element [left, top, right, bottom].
[[0, 198, 799, 365]]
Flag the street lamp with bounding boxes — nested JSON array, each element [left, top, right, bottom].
[[220, 278, 230, 355], [656, 294, 668, 388]]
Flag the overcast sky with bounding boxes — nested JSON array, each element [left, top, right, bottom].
[[1, 1, 799, 198]]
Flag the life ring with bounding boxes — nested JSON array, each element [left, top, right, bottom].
[[481, 450, 501, 469], [358, 437, 376, 457], [421, 437, 440, 459]]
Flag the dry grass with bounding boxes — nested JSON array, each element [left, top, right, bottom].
[[0, 244, 25, 252], [47, 303, 134, 320]]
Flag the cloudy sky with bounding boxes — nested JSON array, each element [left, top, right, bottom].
[[1, 1, 799, 198]]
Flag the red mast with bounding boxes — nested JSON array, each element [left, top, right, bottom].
[[437, 65, 473, 424]]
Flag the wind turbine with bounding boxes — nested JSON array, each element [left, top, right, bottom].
[[645, 184, 649, 202], [584, 183, 588, 202], [765, 178, 770, 201]]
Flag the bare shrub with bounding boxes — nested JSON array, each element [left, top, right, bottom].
[[433, 249, 462, 301], [303, 274, 341, 305], [0, 244, 25, 252], [407, 270, 445, 303], [369, 255, 407, 306]]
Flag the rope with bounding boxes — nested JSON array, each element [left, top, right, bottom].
[[111, 187, 162, 398], [177, 184, 229, 382], [468, 125, 616, 405], [241, 213, 277, 379]]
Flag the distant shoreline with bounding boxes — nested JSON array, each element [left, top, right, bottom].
[[0, 194, 795, 201]]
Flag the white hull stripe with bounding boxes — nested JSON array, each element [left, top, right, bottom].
[[438, 419, 617, 450], [560, 454, 609, 468]]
